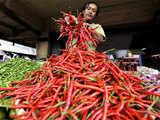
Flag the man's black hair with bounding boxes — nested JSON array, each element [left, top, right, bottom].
[[81, 1, 100, 16]]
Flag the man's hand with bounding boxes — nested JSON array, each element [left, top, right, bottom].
[[64, 15, 78, 25], [94, 33, 105, 42]]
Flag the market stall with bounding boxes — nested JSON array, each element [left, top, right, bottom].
[[0, 0, 160, 119], [0, 13, 160, 120]]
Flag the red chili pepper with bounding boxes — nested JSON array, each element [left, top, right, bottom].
[[103, 86, 109, 120], [74, 81, 104, 92], [60, 80, 73, 119]]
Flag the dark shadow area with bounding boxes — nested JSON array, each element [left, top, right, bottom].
[[129, 25, 160, 70]]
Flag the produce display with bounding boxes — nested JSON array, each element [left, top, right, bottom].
[[0, 58, 41, 106], [0, 12, 160, 120], [137, 66, 160, 86], [0, 58, 41, 87]]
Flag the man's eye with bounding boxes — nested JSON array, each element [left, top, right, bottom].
[[87, 7, 91, 10]]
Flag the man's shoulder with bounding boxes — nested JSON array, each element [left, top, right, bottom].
[[89, 23, 101, 26], [89, 23, 102, 29]]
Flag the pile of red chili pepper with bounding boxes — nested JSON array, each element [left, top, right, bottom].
[[57, 12, 99, 51], [0, 12, 160, 120]]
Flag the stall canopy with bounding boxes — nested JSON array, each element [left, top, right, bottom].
[[0, 39, 36, 55], [0, 0, 159, 48]]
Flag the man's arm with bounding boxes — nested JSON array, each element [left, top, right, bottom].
[[90, 24, 106, 42], [94, 33, 106, 42]]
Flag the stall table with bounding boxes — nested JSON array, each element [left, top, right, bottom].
[[119, 57, 140, 71]]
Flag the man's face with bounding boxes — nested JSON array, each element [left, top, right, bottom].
[[83, 3, 98, 21]]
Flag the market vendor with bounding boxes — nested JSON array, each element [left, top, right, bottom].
[[61, 1, 106, 51], [81, 1, 106, 42]]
